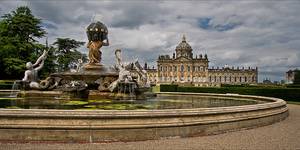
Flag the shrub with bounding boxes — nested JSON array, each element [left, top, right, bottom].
[[159, 85, 300, 102]]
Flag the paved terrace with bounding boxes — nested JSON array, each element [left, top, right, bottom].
[[0, 104, 299, 150]]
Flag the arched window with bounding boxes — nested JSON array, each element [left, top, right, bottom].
[[181, 65, 184, 72]]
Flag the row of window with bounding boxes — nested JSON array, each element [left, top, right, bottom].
[[155, 76, 256, 83], [159, 65, 207, 72], [209, 76, 256, 83]]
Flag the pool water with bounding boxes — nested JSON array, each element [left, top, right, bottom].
[[0, 94, 265, 110]]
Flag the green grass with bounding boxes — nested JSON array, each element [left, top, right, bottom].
[[287, 101, 300, 105]]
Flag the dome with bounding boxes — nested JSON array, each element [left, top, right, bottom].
[[175, 35, 192, 51], [175, 35, 193, 59]]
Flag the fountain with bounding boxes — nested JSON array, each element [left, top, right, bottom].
[[0, 21, 288, 143], [15, 21, 150, 100]]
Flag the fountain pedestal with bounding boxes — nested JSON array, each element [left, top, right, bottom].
[[50, 64, 118, 92]]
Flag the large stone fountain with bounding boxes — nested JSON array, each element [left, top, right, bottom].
[[0, 20, 288, 143], [19, 21, 150, 99]]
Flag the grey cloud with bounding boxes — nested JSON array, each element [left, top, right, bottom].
[[1, 0, 300, 82]]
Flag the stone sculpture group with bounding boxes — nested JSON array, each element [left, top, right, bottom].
[[22, 20, 149, 94]]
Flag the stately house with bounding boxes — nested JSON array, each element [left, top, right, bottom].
[[145, 35, 258, 86], [286, 69, 298, 84]]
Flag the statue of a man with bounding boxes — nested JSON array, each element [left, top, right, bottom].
[[108, 49, 132, 92], [86, 21, 109, 65], [22, 50, 48, 89], [108, 49, 150, 92]]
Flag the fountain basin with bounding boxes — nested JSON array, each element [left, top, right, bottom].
[[0, 92, 288, 142]]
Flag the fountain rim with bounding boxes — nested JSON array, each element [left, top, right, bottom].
[[0, 92, 287, 118]]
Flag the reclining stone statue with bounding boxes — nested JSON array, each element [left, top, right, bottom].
[[108, 49, 149, 92]]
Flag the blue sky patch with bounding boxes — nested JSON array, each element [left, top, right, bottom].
[[197, 17, 241, 32]]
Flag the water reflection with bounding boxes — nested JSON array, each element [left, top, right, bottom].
[[0, 94, 265, 110]]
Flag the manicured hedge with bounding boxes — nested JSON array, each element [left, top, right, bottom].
[[159, 84, 178, 92], [160, 85, 300, 102], [287, 84, 300, 88]]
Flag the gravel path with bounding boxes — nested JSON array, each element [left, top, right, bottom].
[[1, 104, 299, 150]]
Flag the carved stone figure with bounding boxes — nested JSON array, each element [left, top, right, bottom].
[[76, 58, 83, 72], [22, 50, 48, 89], [108, 49, 149, 92], [86, 21, 109, 65]]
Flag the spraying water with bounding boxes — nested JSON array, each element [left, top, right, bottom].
[[9, 81, 20, 98]]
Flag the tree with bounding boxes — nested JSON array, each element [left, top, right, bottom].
[[0, 6, 46, 79], [53, 38, 87, 72]]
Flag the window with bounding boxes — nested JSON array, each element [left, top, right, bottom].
[[174, 66, 177, 72], [187, 66, 190, 72], [180, 73, 184, 81], [181, 65, 184, 72]]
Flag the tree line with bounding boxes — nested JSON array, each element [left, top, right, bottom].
[[0, 6, 87, 79]]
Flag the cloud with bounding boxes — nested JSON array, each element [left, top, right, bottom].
[[1, 0, 300, 82]]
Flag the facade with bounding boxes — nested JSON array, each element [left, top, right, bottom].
[[145, 35, 258, 86]]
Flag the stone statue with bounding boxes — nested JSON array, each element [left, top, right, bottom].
[[76, 58, 83, 72], [86, 21, 109, 65], [22, 50, 48, 89], [108, 49, 149, 92], [108, 49, 132, 92]]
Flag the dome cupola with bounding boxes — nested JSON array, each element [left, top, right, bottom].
[[175, 35, 193, 59]]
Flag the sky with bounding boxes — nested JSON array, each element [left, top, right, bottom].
[[1, 0, 300, 82]]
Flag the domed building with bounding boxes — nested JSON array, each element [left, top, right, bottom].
[[145, 35, 258, 86]]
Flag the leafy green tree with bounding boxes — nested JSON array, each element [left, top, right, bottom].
[[0, 6, 46, 79], [53, 38, 87, 72]]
